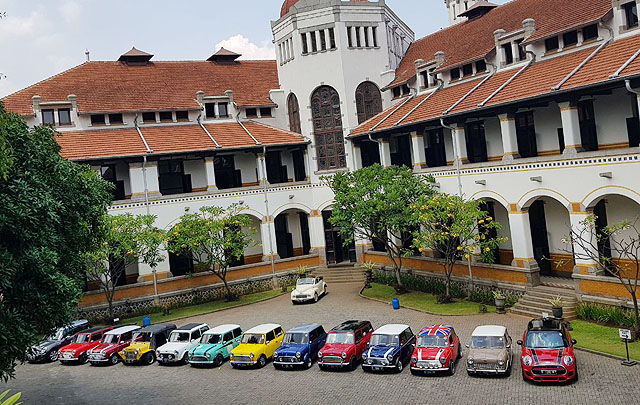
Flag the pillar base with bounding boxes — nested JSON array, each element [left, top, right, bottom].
[[573, 264, 604, 276], [562, 147, 583, 157], [207, 186, 218, 192], [356, 244, 373, 262], [130, 191, 161, 202], [501, 153, 519, 163], [262, 254, 280, 262], [310, 247, 326, 264]]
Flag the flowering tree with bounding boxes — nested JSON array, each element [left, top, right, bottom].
[[563, 216, 640, 338], [166, 204, 254, 301], [325, 164, 435, 292], [412, 194, 505, 301]]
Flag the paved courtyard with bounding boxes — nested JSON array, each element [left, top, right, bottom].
[[4, 283, 640, 404]]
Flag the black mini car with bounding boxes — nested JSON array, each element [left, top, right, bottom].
[[27, 319, 91, 363]]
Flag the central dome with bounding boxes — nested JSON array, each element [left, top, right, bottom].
[[280, 0, 369, 18]]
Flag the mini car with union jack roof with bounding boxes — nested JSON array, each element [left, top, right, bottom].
[[410, 325, 462, 375], [517, 317, 578, 383]]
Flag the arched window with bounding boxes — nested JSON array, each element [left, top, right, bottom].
[[355, 81, 382, 124], [287, 93, 301, 134], [311, 86, 346, 170]]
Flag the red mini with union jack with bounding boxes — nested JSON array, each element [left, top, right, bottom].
[[410, 325, 462, 375], [517, 318, 578, 383]]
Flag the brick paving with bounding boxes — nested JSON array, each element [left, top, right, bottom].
[[3, 283, 640, 404]]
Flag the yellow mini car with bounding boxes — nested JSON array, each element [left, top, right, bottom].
[[120, 323, 176, 365], [230, 324, 284, 368]]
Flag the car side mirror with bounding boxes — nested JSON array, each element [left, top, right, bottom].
[[517, 340, 523, 346], [465, 344, 470, 349], [571, 339, 577, 345], [450, 344, 455, 348], [506, 344, 511, 349]]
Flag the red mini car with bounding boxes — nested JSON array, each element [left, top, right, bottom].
[[88, 325, 141, 366], [410, 325, 462, 375], [317, 320, 373, 370], [58, 327, 113, 364], [518, 318, 578, 383]]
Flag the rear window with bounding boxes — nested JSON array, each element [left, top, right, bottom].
[[265, 331, 276, 342], [233, 328, 242, 338], [223, 332, 233, 342]]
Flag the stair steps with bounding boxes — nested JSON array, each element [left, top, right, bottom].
[[511, 285, 579, 321], [311, 266, 365, 284]]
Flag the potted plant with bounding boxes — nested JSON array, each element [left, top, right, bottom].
[[492, 290, 506, 314], [296, 265, 309, 278], [362, 261, 376, 288], [549, 296, 564, 319]]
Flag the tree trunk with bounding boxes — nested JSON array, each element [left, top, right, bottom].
[[632, 293, 640, 339]]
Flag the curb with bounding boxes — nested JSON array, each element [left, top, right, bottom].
[[573, 346, 636, 362], [126, 289, 290, 325]]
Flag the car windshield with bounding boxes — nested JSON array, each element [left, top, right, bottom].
[[73, 334, 90, 344], [133, 332, 152, 342], [201, 334, 222, 344], [169, 332, 191, 342], [370, 334, 399, 347], [297, 278, 314, 285], [283, 332, 308, 344], [102, 334, 118, 344], [48, 327, 66, 341], [241, 334, 265, 345], [525, 331, 568, 349], [471, 336, 505, 349], [326, 332, 354, 345], [417, 335, 448, 348]]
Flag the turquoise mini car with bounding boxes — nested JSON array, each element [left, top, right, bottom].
[[188, 324, 243, 367]]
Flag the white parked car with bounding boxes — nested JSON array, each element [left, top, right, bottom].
[[291, 277, 327, 304], [156, 323, 209, 365]]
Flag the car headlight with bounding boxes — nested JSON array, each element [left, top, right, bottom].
[[174, 351, 178, 355], [230, 354, 234, 359], [274, 352, 279, 358], [362, 353, 367, 360], [341, 352, 347, 359], [134, 350, 139, 355], [296, 352, 301, 359], [439, 357, 446, 365], [318, 352, 323, 358], [563, 356, 574, 366], [72, 350, 76, 356], [206, 353, 211, 358], [411, 357, 417, 364], [498, 359, 505, 366], [250, 352, 254, 359], [386, 354, 393, 361], [523, 355, 532, 366], [467, 358, 474, 365]]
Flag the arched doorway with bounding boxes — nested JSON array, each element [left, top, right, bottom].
[[287, 93, 301, 134], [273, 209, 311, 259], [355, 81, 383, 124], [322, 209, 356, 264], [478, 199, 512, 266], [311, 86, 346, 171]]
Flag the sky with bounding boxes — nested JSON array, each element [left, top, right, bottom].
[[0, 0, 508, 98]]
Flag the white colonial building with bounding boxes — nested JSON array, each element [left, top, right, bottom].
[[3, 0, 640, 307]]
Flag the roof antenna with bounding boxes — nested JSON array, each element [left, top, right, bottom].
[[85, 49, 90, 62]]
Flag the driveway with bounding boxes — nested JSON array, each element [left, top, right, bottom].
[[4, 283, 639, 404]]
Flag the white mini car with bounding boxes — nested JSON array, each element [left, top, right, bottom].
[[156, 323, 209, 364], [291, 277, 327, 304]]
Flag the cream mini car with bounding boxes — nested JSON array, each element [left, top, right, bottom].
[[291, 277, 327, 304]]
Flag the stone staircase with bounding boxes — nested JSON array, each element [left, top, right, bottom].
[[511, 284, 579, 321], [311, 265, 366, 284]]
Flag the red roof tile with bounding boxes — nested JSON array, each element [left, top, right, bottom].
[[55, 128, 147, 160], [2, 60, 279, 116], [142, 124, 216, 154]]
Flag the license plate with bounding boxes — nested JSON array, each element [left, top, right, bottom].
[[541, 370, 556, 375], [373, 366, 382, 371]]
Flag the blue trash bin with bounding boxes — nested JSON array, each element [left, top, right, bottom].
[[142, 316, 151, 327], [392, 298, 400, 310]]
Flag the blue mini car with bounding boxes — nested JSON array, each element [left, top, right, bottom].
[[273, 323, 326, 369], [362, 324, 416, 373]]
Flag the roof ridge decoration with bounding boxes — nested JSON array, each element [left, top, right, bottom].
[[118, 47, 154, 65], [207, 47, 242, 63]]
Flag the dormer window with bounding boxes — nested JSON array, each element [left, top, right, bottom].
[[563, 30, 578, 48], [502, 43, 514, 65], [392, 87, 401, 98], [260, 107, 272, 118], [246, 108, 258, 118], [159, 111, 173, 122], [218, 103, 229, 118], [623, 1, 639, 29], [420, 71, 429, 88], [109, 113, 123, 125], [545, 36, 559, 53], [582, 24, 598, 42], [462, 63, 473, 77], [42, 109, 55, 125], [515, 39, 526, 61], [142, 112, 156, 123], [91, 114, 106, 126], [58, 109, 71, 125], [450, 68, 460, 81], [476, 60, 487, 73], [205, 103, 216, 119], [176, 111, 189, 121]]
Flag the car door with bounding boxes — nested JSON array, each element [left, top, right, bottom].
[[221, 331, 234, 357], [314, 327, 327, 356], [403, 329, 415, 361], [450, 333, 459, 360], [232, 328, 243, 350], [265, 330, 277, 357]]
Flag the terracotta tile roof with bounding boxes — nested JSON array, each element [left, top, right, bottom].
[[1, 60, 279, 116], [55, 128, 147, 160], [387, 0, 611, 88], [56, 121, 306, 161]]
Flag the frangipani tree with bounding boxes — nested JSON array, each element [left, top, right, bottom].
[[412, 194, 505, 301], [166, 204, 254, 301]]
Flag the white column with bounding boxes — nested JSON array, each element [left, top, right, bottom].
[[261, 217, 278, 262], [569, 210, 602, 276], [350, 26, 357, 48], [314, 31, 321, 51], [325, 28, 331, 50], [256, 154, 267, 186], [367, 26, 375, 47], [452, 125, 469, 164], [304, 32, 311, 54], [558, 101, 583, 155], [309, 211, 326, 263], [204, 157, 217, 192], [508, 208, 539, 270], [410, 131, 426, 171], [129, 162, 161, 201], [379, 140, 392, 168], [303, 149, 311, 181], [512, 41, 521, 61], [353, 144, 363, 170], [499, 113, 519, 162], [137, 247, 170, 282]]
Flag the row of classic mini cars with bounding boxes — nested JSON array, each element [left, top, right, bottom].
[[28, 317, 578, 382]]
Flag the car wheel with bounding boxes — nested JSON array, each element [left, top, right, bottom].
[[349, 356, 357, 371], [522, 369, 527, 381], [109, 354, 119, 366], [305, 357, 313, 369], [79, 353, 88, 365], [396, 358, 403, 372], [457, 344, 462, 359], [323, 285, 327, 296], [257, 355, 267, 368], [48, 351, 59, 362], [145, 352, 156, 366], [573, 367, 579, 382], [448, 360, 456, 376], [214, 354, 224, 367], [314, 293, 318, 303], [410, 369, 419, 376], [505, 362, 512, 377]]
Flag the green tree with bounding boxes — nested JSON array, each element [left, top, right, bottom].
[[325, 164, 435, 291], [85, 214, 165, 319], [166, 204, 254, 300], [0, 103, 112, 381], [413, 194, 504, 301]]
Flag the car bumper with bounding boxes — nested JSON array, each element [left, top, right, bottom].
[[274, 360, 305, 366], [58, 353, 80, 362], [411, 365, 450, 373], [158, 356, 182, 364], [27, 353, 47, 362], [318, 360, 349, 368], [230, 360, 257, 366], [88, 356, 109, 363], [522, 367, 576, 382], [291, 296, 312, 302], [467, 367, 508, 374]]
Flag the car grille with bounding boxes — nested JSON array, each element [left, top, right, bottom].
[[532, 365, 566, 376], [475, 363, 499, 370], [416, 360, 441, 368], [89, 354, 104, 360], [367, 358, 385, 365], [125, 352, 137, 360], [60, 352, 74, 360], [233, 355, 252, 363], [322, 356, 343, 363], [277, 356, 298, 363], [191, 356, 208, 362], [296, 295, 307, 299]]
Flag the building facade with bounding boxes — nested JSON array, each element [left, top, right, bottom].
[[2, 0, 640, 307]]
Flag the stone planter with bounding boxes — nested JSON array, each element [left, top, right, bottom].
[[495, 298, 506, 314], [552, 307, 563, 319]]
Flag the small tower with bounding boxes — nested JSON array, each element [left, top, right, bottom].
[[444, 0, 480, 26]]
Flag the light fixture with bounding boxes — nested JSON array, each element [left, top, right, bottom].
[[475, 180, 486, 185], [530, 176, 542, 183], [599, 172, 612, 179], [184, 206, 190, 212], [289, 194, 295, 199]]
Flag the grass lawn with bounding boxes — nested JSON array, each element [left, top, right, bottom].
[[570, 320, 640, 361], [362, 283, 496, 315], [120, 289, 286, 325]]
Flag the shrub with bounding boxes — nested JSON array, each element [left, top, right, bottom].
[[576, 302, 637, 328]]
